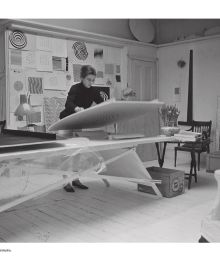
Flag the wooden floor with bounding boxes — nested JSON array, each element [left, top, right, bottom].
[[0, 151, 217, 242]]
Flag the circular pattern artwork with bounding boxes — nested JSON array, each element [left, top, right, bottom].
[[14, 81, 24, 91], [72, 41, 88, 61], [9, 30, 27, 49]]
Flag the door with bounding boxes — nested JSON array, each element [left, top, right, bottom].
[[117, 58, 160, 162]]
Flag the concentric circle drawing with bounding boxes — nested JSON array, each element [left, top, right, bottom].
[[14, 81, 24, 91], [9, 30, 27, 49], [72, 41, 88, 60]]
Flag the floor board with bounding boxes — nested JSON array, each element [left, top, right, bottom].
[[0, 152, 217, 242]]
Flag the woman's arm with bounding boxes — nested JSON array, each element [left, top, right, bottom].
[[65, 86, 79, 113]]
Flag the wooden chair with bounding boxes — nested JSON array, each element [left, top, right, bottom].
[[174, 120, 212, 171]]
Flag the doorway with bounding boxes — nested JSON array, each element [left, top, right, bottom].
[[118, 57, 160, 161]]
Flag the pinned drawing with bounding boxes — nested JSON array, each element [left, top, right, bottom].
[[44, 72, 66, 91], [52, 57, 66, 71], [36, 36, 52, 51], [10, 71, 26, 96], [36, 51, 53, 72], [22, 51, 36, 69], [116, 75, 121, 83], [72, 41, 88, 61], [14, 81, 24, 92], [105, 63, 114, 74], [9, 30, 27, 49], [52, 38, 67, 57], [94, 48, 103, 59], [116, 65, 121, 74], [28, 77, 43, 94], [10, 49, 22, 68]]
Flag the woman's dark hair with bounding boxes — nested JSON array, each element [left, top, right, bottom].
[[80, 65, 96, 78]]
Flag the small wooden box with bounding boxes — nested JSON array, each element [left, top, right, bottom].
[[206, 151, 220, 173], [138, 167, 185, 198]]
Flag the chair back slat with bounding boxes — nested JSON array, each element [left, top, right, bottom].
[[192, 120, 212, 137]]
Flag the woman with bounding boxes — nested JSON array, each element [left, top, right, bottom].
[[60, 65, 105, 192], [60, 65, 104, 119]]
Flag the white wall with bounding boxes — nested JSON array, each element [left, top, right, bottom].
[[158, 37, 220, 149]]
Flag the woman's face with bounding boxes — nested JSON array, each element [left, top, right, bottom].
[[82, 74, 96, 88]]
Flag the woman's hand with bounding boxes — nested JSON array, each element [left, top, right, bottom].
[[75, 106, 84, 113]]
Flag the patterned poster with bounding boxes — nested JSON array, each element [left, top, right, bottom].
[[28, 77, 43, 94], [43, 97, 66, 131], [9, 30, 27, 49], [72, 41, 88, 61]]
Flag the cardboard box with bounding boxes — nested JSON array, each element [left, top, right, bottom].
[[138, 167, 185, 198], [206, 151, 220, 173]]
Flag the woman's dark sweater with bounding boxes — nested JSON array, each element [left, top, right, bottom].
[[60, 82, 103, 119]]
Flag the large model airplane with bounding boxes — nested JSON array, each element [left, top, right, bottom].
[[0, 100, 172, 213]]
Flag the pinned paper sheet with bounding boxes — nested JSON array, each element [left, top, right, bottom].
[[105, 64, 114, 75], [52, 38, 67, 57], [94, 61, 104, 85], [94, 48, 104, 60], [22, 51, 36, 68], [73, 64, 82, 83], [10, 49, 22, 68], [28, 77, 43, 94], [116, 65, 121, 74], [10, 71, 26, 95], [29, 94, 43, 106], [44, 72, 67, 90], [9, 32, 36, 51], [36, 36, 53, 51], [36, 51, 52, 72], [52, 57, 66, 71], [116, 75, 121, 83]]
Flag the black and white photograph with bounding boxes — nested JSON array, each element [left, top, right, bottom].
[[0, 1, 219, 279]]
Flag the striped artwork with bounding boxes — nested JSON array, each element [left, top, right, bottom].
[[72, 41, 88, 61], [28, 77, 43, 94], [9, 30, 27, 49]]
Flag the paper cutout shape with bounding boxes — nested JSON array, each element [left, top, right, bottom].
[[36, 51, 52, 72], [73, 64, 82, 83], [28, 77, 43, 94], [72, 41, 88, 61], [105, 64, 114, 74], [9, 30, 27, 49]]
